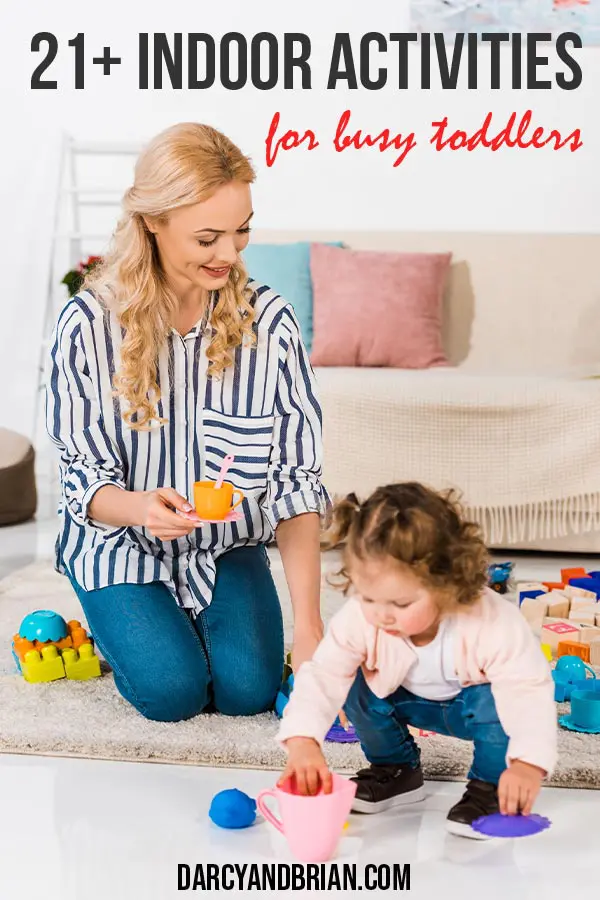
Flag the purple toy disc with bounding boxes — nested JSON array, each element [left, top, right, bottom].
[[471, 813, 551, 838], [325, 723, 359, 743]]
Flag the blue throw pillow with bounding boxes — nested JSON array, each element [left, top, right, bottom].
[[242, 241, 343, 353]]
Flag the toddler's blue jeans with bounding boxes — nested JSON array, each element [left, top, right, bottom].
[[344, 670, 509, 784]]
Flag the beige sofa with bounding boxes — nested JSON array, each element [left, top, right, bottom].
[[254, 230, 600, 553]]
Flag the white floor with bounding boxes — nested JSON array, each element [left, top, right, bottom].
[[2, 465, 600, 900], [0, 753, 598, 900]]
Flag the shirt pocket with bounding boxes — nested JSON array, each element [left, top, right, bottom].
[[202, 408, 275, 495]]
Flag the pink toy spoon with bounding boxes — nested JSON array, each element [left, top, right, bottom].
[[215, 454, 234, 489]]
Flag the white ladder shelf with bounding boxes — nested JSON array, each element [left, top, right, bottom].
[[35, 133, 141, 448]]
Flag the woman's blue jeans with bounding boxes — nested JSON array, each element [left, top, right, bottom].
[[68, 546, 284, 722], [344, 670, 509, 785]]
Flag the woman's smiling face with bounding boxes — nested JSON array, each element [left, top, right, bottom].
[[146, 180, 253, 292]]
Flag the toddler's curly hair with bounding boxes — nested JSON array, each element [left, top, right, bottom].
[[323, 482, 490, 609]]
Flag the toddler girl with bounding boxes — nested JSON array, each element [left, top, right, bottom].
[[276, 483, 557, 838]]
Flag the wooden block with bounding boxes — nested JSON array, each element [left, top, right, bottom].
[[546, 591, 571, 618], [570, 595, 599, 609], [520, 596, 549, 633], [541, 618, 581, 655], [557, 640, 590, 662], [517, 582, 548, 592], [589, 639, 600, 667], [543, 582, 565, 591], [408, 726, 436, 738], [563, 586, 597, 602], [516, 583, 548, 607], [568, 610, 596, 626], [580, 625, 600, 643], [596, 613, 600, 627]]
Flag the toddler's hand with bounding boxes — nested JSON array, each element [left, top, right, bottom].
[[498, 760, 544, 815], [278, 737, 333, 796]]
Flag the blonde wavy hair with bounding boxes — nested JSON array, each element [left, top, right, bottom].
[[83, 122, 256, 430]]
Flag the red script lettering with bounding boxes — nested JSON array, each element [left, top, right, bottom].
[[265, 112, 319, 167]]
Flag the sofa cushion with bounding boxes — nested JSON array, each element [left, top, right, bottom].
[[309, 244, 451, 368], [242, 241, 343, 352], [0, 428, 37, 526]]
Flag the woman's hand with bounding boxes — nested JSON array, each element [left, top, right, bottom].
[[140, 488, 203, 541], [278, 737, 333, 796], [498, 760, 544, 815]]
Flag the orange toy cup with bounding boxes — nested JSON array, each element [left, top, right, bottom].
[[193, 480, 244, 520]]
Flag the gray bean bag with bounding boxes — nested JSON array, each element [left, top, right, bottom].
[[0, 428, 37, 526]]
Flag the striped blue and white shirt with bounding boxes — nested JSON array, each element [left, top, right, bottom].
[[46, 283, 330, 616]]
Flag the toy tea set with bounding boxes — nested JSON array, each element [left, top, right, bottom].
[[209, 777, 357, 863], [13, 468, 560, 853], [211, 640, 553, 857], [191, 454, 244, 523], [552, 653, 600, 733]]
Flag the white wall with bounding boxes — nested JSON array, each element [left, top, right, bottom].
[[1, 0, 599, 438]]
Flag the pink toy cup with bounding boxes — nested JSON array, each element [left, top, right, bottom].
[[256, 773, 356, 863]]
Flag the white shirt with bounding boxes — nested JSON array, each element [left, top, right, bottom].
[[402, 616, 462, 701]]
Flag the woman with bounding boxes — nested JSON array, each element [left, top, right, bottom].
[[46, 122, 329, 722]]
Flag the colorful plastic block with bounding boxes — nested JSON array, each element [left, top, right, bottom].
[[12, 617, 92, 664], [541, 643, 552, 662], [21, 646, 66, 683], [62, 644, 101, 680], [12, 611, 101, 683]]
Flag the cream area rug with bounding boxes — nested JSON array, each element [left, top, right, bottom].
[[0, 558, 598, 789]]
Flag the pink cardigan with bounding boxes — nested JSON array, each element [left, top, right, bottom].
[[277, 588, 558, 776]]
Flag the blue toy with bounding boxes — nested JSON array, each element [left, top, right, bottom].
[[553, 667, 599, 702], [275, 672, 295, 718], [209, 789, 256, 829], [488, 562, 514, 595], [19, 610, 68, 643]]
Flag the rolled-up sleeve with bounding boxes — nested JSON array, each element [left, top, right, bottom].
[[46, 301, 127, 536], [265, 308, 331, 529]]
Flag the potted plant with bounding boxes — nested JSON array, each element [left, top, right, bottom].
[[61, 255, 102, 297]]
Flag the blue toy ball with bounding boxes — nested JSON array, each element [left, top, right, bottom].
[[209, 789, 256, 829], [19, 610, 68, 643]]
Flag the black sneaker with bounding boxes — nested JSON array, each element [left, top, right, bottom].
[[350, 764, 425, 814], [446, 779, 500, 839]]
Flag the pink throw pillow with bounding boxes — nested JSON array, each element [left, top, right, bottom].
[[309, 244, 452, 368]]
